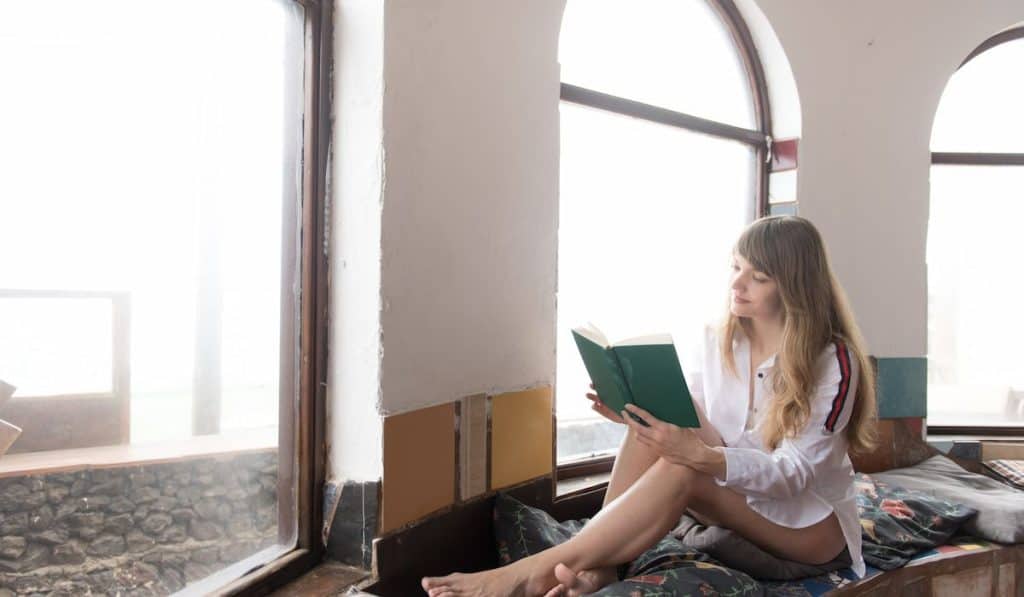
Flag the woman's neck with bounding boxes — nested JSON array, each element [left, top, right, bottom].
[[746, 315, 784, 356]]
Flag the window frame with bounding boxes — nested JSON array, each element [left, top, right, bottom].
[[213, 0, 332, 592], [555, 0, 772, 482], [927, 26, 1024, 439]]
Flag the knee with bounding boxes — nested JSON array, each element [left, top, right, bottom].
[[656, 458, 702, 499]]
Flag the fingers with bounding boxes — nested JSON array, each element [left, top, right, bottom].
[[623, 403, 656, 426], [592, 402, 624, 424], [543, 584, 565, 597]]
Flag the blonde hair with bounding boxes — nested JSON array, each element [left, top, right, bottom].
[[719, 216, 878, 454]]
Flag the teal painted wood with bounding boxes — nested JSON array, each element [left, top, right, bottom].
[[768, 202, 797, 216], [875, 357, 927, 419]]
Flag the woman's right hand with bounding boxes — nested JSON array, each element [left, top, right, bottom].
[[586, 383, 625, 424]]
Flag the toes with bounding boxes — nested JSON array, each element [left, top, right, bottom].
[[553, 563, 579, 588]]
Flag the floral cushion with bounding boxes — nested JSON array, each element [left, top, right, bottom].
[[855, 473, 977, 569], [493, 493, 765, 596]]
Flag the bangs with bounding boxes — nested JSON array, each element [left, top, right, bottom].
[[734, 219, 777, 275]]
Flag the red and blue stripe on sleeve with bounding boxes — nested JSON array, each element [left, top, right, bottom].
[[824, 340, 852, 432]]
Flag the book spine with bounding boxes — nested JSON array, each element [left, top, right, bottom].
[[607, 347, 634, 404]]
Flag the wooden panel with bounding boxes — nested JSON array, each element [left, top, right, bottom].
[[380, 403, 457, 534], [459, 394, 488, 501], [490, 386, 552, 490], [998, 562, 1015, 597], [932, 566, 990, 597], [982, 442, 1024, 460], [851, 418, 895, 473], [769, 137, 798, 172], [369, 477, 553, 597], [3, 395, 126, 453]]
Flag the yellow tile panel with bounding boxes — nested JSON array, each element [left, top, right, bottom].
[[380, 402, 456, 534], [490, 386, 552, 490]]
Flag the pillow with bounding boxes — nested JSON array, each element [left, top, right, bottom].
[[492, 493, 763, 596], [671, 513, 852, 580], [855, 472, 977, 569], [982, 459, 1024, 490], [871, 454, 1024, 543]]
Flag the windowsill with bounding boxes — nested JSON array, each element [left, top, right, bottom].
[[0, 425, 277, 478], [556, 471, 611, 498]]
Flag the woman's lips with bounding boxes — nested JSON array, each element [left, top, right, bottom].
[[733, 296, 750, 304]]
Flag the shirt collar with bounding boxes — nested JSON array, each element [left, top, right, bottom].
[[733, 329, 777, 371]]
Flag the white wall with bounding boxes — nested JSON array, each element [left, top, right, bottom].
[[753, 0, 1024, 358], [327, 0, 385, 481], [377, 0, 564, 414]]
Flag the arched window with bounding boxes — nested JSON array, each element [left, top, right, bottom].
[[556, 0, 773, 465], [929, 27, 1024, 433]]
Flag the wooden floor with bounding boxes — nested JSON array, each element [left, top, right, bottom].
[[270, 561, 373, 596]]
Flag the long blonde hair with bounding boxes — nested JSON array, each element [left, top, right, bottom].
[[720, 216, 877, 454]]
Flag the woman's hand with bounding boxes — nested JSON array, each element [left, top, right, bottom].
[[621, 403, 723, 475], [586, 383, 625, 424]]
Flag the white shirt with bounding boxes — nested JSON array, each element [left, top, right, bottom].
[[685, 325, 866, 578]]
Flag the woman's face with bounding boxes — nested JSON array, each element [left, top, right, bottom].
[[729, 253, 783, 321]]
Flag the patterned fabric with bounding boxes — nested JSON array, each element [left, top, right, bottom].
[[494, 493, 765, 596], [855, 473, 977, 569], [983, 459, 1024, 490]]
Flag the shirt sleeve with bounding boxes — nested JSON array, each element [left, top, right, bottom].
[[714, 340, 858, 500]]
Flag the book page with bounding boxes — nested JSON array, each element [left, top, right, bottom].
[[572, 322, 611, 348], [614, 333, 673, 347]]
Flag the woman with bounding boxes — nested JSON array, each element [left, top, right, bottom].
[[422, 216, 877, 597]]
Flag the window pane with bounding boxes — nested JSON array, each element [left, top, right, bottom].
[[0, 297, 113, 397], [557, 102, 753, 462], [928, 165, 1024, 426], [931, 38, 1024, 153], [0, 0, 303, 592], [560, 0, 755, 129]]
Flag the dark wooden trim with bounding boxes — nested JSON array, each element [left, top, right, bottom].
[[960, 26, 1024, 69], [215, 548, 319, 597], [932, 152, 1024, 166], [233, 0, 332, 593], [928, 426, 1024, 438], [557, 454, 615, 480], [711, 0, 772, 216], [560, 83, 766, 148]]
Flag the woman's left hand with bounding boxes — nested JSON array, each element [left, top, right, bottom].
[[621, 403, 711, 468]]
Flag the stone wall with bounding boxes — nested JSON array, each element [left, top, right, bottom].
[[0, 450, 278, 595]]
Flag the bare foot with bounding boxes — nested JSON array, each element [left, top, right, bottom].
[[542, 563, 618, 597], [421, 562, 554, 597]]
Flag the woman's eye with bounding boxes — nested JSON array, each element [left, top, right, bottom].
[[753, 275, 768, 283]]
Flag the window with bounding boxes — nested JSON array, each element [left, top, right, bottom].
[[0, 0, 328, 592], [928, 27, 1024, 433], [555, 0, 770, 467]]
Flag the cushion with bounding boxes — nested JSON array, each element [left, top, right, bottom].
[[872, 454, 1024, 543], [983, 459, 1024, 490], [671, 514, 852, 580], [493, 493, 764, 596], [855, 472, 977, 569]]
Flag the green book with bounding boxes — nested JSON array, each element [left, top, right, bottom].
[[571, 323, 699, 428]]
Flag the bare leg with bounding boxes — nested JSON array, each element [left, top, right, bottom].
[[422, 457, 844, 597], [575, 400, 725, 591]]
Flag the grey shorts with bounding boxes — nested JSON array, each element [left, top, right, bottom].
[[671, 514, 853, 581]]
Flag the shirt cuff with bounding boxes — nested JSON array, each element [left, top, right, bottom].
[[713, 447, 743, 487]]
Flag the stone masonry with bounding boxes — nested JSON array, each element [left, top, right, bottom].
[[0, 450, 278, 595]]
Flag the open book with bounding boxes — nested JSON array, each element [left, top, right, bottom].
[[571, 323, 699, 428]]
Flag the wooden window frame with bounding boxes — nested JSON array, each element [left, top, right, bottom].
[[555, 0, 773, 482], [928, 26, 1024, 440], [212, 0, 333, 593]]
